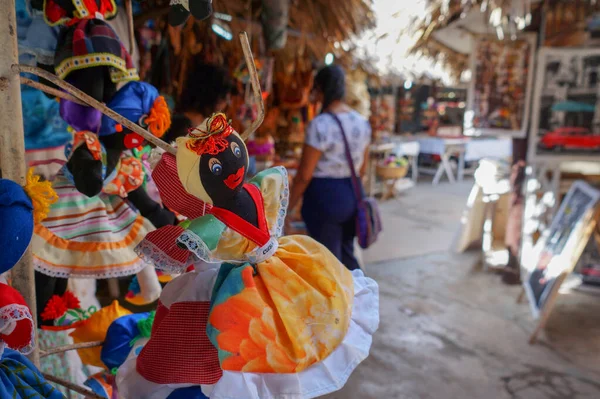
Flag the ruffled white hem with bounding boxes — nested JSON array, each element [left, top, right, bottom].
[[116, 270, 379, 399]]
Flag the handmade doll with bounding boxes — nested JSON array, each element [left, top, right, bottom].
[[0, 284, 66, 399], [41, 0, 118, 26], [117, 113, 379, 399], [39, 292, 132, 397], [0, 172, 66, 399], [53, 18, 138, 103], [30, 81, 173, 308]]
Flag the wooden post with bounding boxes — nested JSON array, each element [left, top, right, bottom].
[[0, 0, 39, 366]]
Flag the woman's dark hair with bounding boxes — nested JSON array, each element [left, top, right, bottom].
[[314, 65, 346, 111], [177, 61, 233, 115]]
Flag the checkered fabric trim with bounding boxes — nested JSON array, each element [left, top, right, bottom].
[[135, 226, 191, 274], [152, 153, 212, 219], [136, 301, 222, 384]]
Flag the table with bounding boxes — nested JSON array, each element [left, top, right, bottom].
[[415, 135, 513, 184], [416, 135, 469, 184]]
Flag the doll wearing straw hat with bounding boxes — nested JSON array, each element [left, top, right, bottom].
[[117, 113, 379, 399]]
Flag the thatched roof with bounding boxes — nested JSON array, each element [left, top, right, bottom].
[[407, 0, 600, 80], [135, 0, 375, 58], [406, 0, 542, 80]]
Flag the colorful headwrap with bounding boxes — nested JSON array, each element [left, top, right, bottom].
[[99, 81, 171, 138], [0, 284, 35, 355], [0, 170, 58, 274], [44, 0, 118, 27], [101, 312, 153, 371], [176, 113, 247, 204], [54, 19, 139, 84]]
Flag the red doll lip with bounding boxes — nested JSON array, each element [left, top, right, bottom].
[[224, 166, 245, 189]]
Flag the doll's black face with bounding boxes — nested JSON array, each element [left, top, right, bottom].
[[199, 133, 248, 204]]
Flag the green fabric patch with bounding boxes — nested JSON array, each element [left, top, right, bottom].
[[187, 215, 226, 251]]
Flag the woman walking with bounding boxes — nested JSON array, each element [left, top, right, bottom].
[[288, 65, 371, 270]]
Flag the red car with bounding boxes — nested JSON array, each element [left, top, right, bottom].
[[539, 127, 600, 151]]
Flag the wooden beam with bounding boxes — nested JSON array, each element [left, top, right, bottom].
[[0, 0, 39, 367]]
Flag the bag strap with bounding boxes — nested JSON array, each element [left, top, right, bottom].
[[326, 112, 364, 201]]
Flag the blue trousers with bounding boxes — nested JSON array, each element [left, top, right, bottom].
[[302, 177, 360, 271]]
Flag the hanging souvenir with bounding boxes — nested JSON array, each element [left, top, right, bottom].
[[42, 0, 118, 27], [260, 0, 289, 50], [54, 18, 138, 103], [163, 0, 213, 27], [117, 113, 379, 399], [0, 173, 65, 399], [30, 81, 173, 308]]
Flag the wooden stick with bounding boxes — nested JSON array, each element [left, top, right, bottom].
[[12, 64, 177, 155], [40, 340, 104, 358], [239, 32, 265, 140], [43, 373, 105, 399], [0, 0, 39, 367], [125, 0, 136, 54], [20, 76, 86, 105]]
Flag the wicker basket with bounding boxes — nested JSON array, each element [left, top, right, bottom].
[[376, 164, 408, 180]]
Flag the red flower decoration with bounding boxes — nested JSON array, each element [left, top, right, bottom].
[[41, 295, 68, 321], [62, 291, 81, 310]]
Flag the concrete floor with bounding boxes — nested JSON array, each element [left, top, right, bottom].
[[326, 180, 600, 399]]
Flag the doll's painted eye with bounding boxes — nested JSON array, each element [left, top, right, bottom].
[[209, 158, 223, 175], [230, 142, 242, 158]]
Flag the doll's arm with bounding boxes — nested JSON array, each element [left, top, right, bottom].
[[128, 186, 176, 228], [66, 145, 104, 197]]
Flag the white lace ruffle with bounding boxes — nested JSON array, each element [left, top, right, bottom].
[[271, 166, 289, 239], [135, 239, 189, 274], [33, 257, 149, 279], [177, 230, 230, 264], [0, 303, 35, 355], [115, 270, 379, 399]]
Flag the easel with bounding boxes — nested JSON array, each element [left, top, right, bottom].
[[518, 203, 600, 345]]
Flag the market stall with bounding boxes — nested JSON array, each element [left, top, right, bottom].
[[409, 0, 600, 344], [1, 1, 380, 398]]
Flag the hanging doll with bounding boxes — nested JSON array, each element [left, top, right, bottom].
[[162, 0, 213, 27], [117, 113, 379, 399], [0, 283, 65, 399], [0, 171, 66, 399], [30, 81, 173, 308], [38, 291, 132, 398]]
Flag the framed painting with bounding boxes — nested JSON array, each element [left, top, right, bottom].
[[464, 34, 536, 138], [528, 47, 600, 162], [522, 181, 600, 342]]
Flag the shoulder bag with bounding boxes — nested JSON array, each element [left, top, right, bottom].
[[327, 113, 382, 249]]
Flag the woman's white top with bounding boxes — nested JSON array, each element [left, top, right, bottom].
[[305, 110, 372, 178]]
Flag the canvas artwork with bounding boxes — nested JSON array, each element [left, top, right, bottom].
[[575, 231, 600, 285], [529, 48, 600, 161], [523, 181, 600, 318], [464, 34, 536, 138]]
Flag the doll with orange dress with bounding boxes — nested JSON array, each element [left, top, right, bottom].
[[116, 113, 379, 399]]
